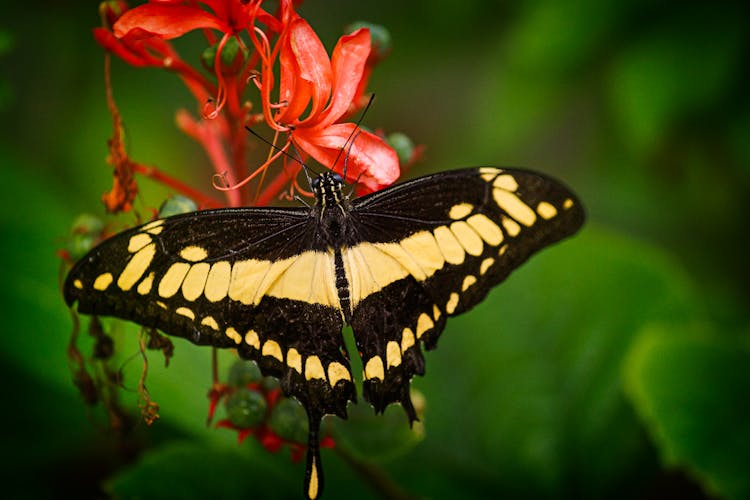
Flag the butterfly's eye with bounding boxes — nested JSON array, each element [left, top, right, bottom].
[[311, 177, 321, 190], [331, 173, 343, 184]]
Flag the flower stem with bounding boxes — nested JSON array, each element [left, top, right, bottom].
[[132, 163, 223, 209]]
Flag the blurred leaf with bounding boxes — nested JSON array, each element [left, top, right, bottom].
[[400, 226, 703, 498], [504, 0, 642, 74], [107, 441, 298, 499], [608, 8, 744, 155], [332, 396, 425, 463], [624, 326, 750, 500]]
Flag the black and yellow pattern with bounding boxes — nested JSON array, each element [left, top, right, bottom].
[[64, 167, 584, 499]]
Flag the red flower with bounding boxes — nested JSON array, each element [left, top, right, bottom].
[[255, 16, 399, 193]]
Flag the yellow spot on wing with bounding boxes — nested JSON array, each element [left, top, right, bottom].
[[142, 219, 164, 233], [479, 167, 501, 182], [230, 252, 338, 307], [386, 341, 401, 368], [262, 340, 283, 362], [467, 213, 504, 246], [364, 357, 384, 381], [563, 198, 574, 209], [327, 362, 351, 387], [446, 292, 459, 314], [400, 231, 445, 277], [225, 327, 242, 344], [180, 246, 208, 262], [73, 279, 83, 289], [493, 189, 536, 226], [159, 262, 191, 298], [450, 221, 484, 256], [287, 348, 302, 373], [137, 272, 155, 295], [118, 243, 156, 291], [499, 244, 509, 256], [267, 251, 338, 307], [433, 304, 442, 321], [480, 257, 495, 275], [416, 312, 434, 339], [182, 262, 210, 301], [128, 232, 152, 253], [462, 275, 477, 291], [244, 329, 260, 349], [433, 226, 466, 265], [537, 201, 557, 219], [175, 307, 195, 320], [493, 174, 518, 191], [93, 273, 113, 291], [448, 203, 473, 220], [502, 217, 521, 237], [229, 259, 271, 304], [305, 356, 326, 380], [367, 242, 423, 280], [200, 316, 219, 330], [401, 328, 415, 352], [204, 261, 231, 302]]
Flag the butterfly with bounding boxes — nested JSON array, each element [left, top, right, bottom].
[[64, 166, 584, 499]]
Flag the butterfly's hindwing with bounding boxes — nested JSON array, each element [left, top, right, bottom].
[[345, 167, 584, 413]]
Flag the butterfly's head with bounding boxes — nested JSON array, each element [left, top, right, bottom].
[[312, 171, 345, 208]]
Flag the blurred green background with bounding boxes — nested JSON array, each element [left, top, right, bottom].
[[2, 1, 749, 499]]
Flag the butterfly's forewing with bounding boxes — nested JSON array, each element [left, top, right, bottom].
[[346, 167, 585, 417], [64, 205, 356, 433]]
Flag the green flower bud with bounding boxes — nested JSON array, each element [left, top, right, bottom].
[[228, 360, 263, 387], [225, 388, 267, 429], [345, 22, 391, 59], [268, 398, 309, 444], [158, 195, 197, 218], [387, 132, 415, 165], [66, 214, 104, 260]]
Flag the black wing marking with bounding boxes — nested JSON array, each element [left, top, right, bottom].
[[346, 167, 584, 420], [63, 207, 353, 500]]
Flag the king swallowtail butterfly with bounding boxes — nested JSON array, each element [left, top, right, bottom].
[[64, 166, 584, 499]]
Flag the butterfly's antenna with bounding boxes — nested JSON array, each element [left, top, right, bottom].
[[244, 126, 320, 180], [342, 128, 362, 182], [332, 93, 376, 179], [290, 142, 315, 188]]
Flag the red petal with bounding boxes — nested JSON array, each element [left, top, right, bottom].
[[315, 28, 371, 129], [114, 4, 226, 40], [293, 123, 400, 192], [276, 30, 313, 125], [276, 18, 332, 125], [93, 28, 152, 67]]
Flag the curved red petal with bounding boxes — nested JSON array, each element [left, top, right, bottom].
[[284, 18, 332, 125], [114, 4, 226, 40], [276, 30, 313, 125], [93, 28, 151, 67], [315, 28, 371, 129], [293, 124, 399, 192]]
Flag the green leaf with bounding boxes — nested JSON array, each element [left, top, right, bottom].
[[608, 9, 744, 155], [331, 395, 425, 463], [107, 441, 297, 499], [624, 326, 750, 500]]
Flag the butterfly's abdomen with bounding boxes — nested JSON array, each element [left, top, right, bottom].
[[334, 250, 352, 324]]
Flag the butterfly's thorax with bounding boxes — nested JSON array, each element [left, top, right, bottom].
[[311, 172, 354, 247]]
